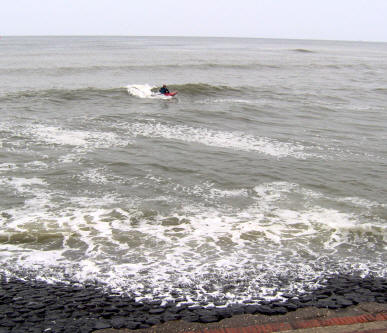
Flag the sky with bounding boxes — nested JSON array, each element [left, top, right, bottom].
[[1, 0, 387, 42]]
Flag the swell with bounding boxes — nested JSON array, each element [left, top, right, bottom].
[[1, 81, 365, 104], [1, 62, 375, 77], [373, 87, 387, 94], [291, 48, 315, 53], [0, 87, 128, 102], [169, 83, 245, 96], [0, 63, 281, 75], [1, 84, 251, 102]]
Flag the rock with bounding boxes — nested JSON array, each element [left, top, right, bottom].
[[228, 305, 244, 315], [111, 317, 126, 329], [174, 297, 187, 303], [316, 299, 334, 308], [242, 299, 254, 304], [132, 302, 144, 308], [215, 308, 232, 319], [125, 321, 140, 329], [163, 312, 180, 321], [101, 311, 114, 319], [245, 305, 261, 314], [199, 315, 218, 323], [28, 315, 42, 323], [284, 302, 299, 311], [48, 304, 64, 311], [1, 272, 387, 331], [0, 319, 15, 328], [149, 307, 165, 314], [194, 308, 214, 317], [27, 302, 45, 310], [300, 295, 314, 303], [146, 317, 161, 325], [11, 316, 25, 323], [256, 305, 275, 315], [376, 296, 387, 303], [272, 306, 288, 315], [6, 311, 21, 318], [93, 320, 111, 330], [181, 314, 199, 322], [27, 327, 44, 333], [336, 297, 353, 307], [138, 323, 151, 329]]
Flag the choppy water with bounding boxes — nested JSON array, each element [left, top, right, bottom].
[[0, 36, 386, 304]]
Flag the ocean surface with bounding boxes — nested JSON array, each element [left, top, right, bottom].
[[0, 36, 386, 305]]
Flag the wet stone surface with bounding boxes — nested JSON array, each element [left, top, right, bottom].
[[0, 274, 386, 333]]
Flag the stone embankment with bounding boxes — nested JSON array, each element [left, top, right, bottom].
[[0, 274, 386, 333]]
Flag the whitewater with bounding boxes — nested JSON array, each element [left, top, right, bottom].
[[0, 36, 386, 305]]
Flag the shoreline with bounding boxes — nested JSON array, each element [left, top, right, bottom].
[[95, 302, 387, 333], [0, 273, 386, 332]]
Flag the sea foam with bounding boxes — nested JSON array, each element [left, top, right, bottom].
[[126, 84, 173, 99], [120, 121, 311, 159], [0, 179, 385, 303]]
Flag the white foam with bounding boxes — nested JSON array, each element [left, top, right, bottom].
[[28, 124, 129, 150], [0, 180, 385, 303], [0, 121, 129, 153], [24, 161, 49, 170], [338, 197, 384, 209], [74, 260, 102, 281], [122, 122, 310, 159], [58, 153, 81, 163], [0, 177, 46, 193], [209, 188, 249, 198], [126, 84, 172, 99], [68, 194, 119, 208], [0, 163, 17, 172], [33, 125, 89, 146], [80, 168, 109, 184]]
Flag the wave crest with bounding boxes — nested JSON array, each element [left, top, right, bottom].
[[171, 83, 242, 96], [126, 83, 244, 98], [126, 84, 173, 99], [0, 87, 126, 102], [292, 48, 315, 53]]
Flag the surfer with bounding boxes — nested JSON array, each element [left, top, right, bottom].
[[159, 84, 170, 95]]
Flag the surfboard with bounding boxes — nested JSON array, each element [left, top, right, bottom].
[[164, 91, 178, 97]]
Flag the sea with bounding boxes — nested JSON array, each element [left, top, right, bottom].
[[0, 36, 386, 305]]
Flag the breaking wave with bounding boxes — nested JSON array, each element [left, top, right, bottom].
[[126, 84, 173, 99], [126, 83, 246, 99], [172, 83, 242, 95], [0, 179, 385, 303]]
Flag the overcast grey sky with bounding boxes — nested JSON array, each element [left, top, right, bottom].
[[1, 0, 386, 42]]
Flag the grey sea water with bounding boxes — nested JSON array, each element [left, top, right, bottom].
[[0, 36, 386, 304]]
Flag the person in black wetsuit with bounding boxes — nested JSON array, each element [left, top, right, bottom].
[[159, 84, 170, 94]]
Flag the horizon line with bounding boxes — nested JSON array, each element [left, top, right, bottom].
[[1, 34, 387, 44]]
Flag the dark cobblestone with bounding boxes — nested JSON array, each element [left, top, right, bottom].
[[0, 273, 386, 332]]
